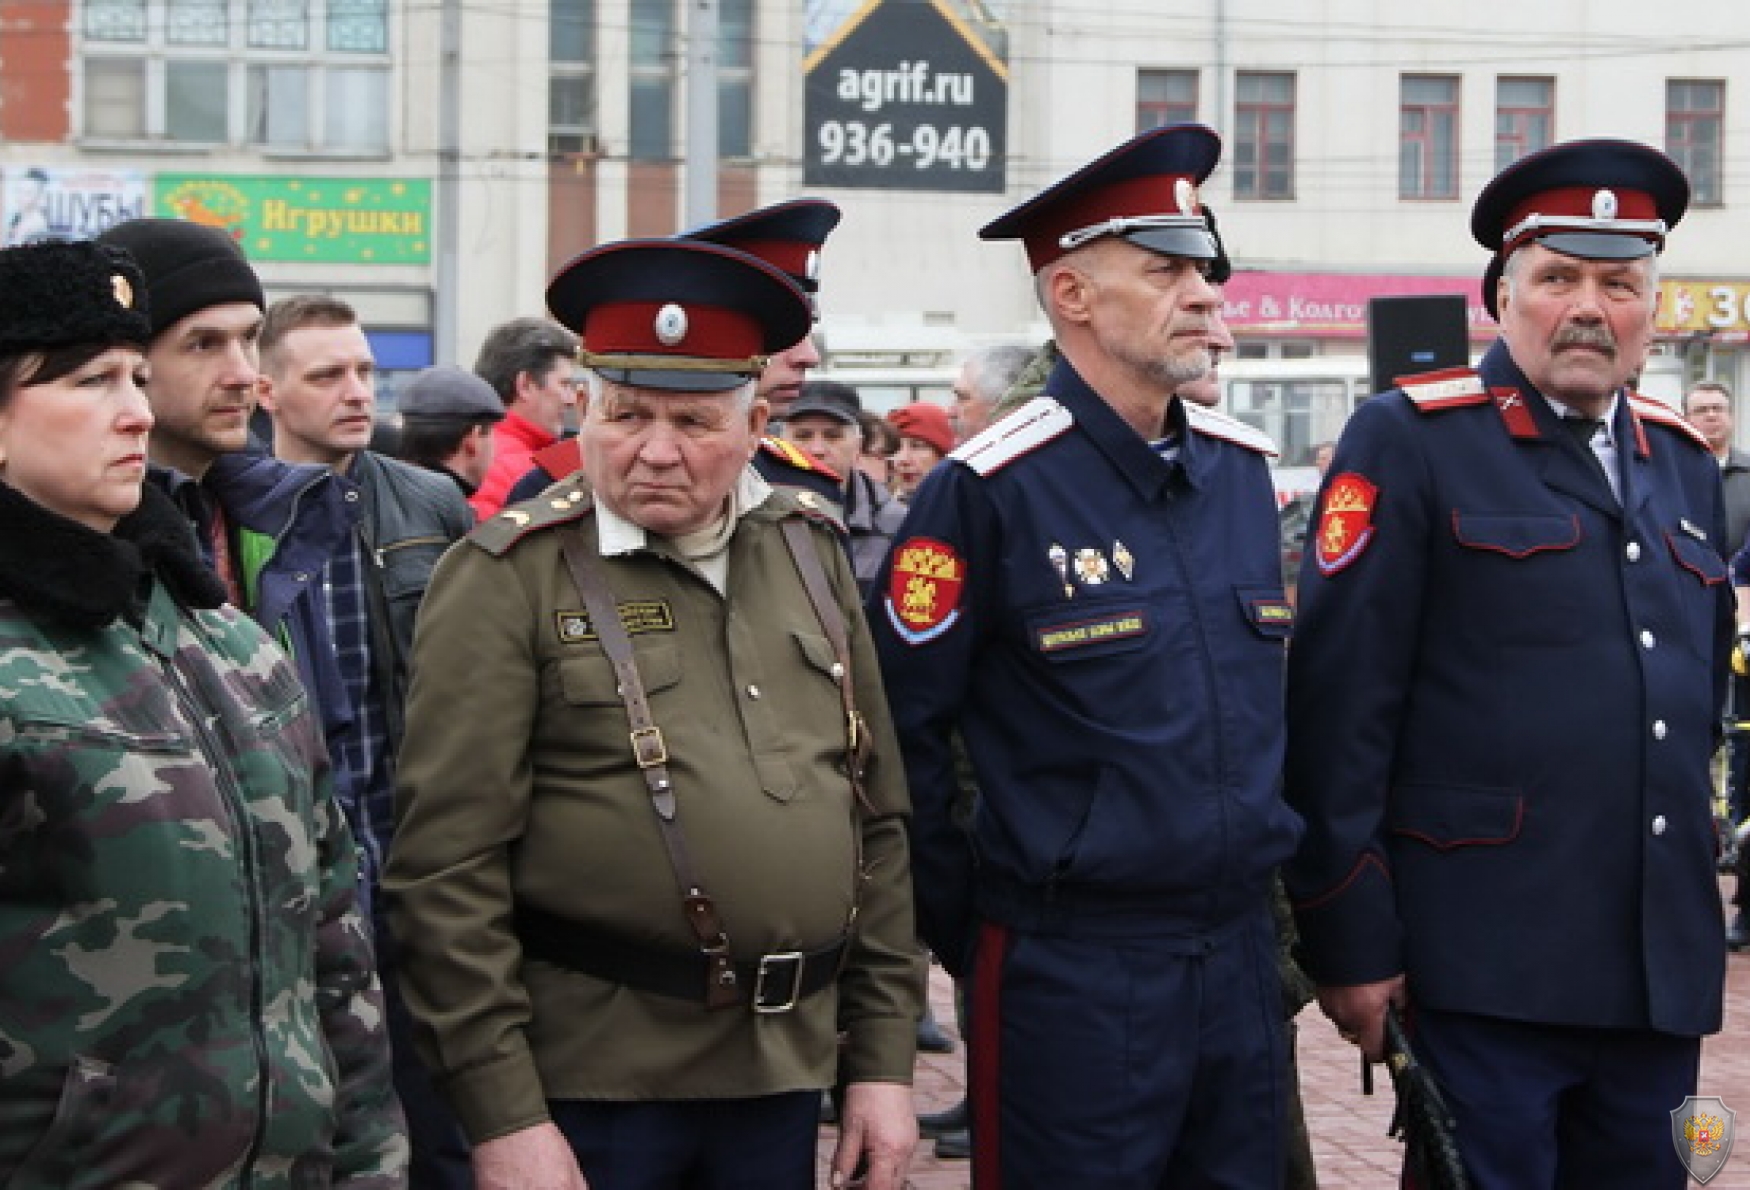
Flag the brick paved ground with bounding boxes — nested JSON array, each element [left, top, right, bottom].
[[827, 893, 1750, 1188]]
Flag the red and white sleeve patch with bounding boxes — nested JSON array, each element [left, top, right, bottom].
[[1314, 472, 1379, 576], [884, 537, 966, 644]]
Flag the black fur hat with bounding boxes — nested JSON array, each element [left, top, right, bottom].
[[0, 238, 151, 356]]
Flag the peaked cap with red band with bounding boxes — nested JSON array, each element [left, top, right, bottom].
[[545, 239, 812, 393], [1470, 138, 1688, 263], [682, 198, 841, 297], [980, 123, 1221, 272]]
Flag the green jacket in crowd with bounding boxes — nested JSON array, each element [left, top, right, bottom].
[[387, 474, 924, 1144], [0, 482, 408, 1189]]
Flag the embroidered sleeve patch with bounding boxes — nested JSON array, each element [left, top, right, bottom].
[[884, 537, 966, 644], [1314, 472, 1379, 575]]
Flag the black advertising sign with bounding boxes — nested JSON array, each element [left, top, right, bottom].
[[803, 0, 1008, 193]]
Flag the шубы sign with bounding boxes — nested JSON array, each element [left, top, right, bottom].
[[804, 0, 1007, 194], [153, 176, 431, 264]]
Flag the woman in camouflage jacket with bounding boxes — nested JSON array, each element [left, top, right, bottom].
[[0, 239, 407, 1188]]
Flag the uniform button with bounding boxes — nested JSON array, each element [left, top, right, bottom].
[[746, 684, 761, 699], [295, 572, 309, 582], [830, 662, 845, 681], [1652, 720, 1667, 740], [1651, 815, 1668, 836], [1625, 541, 1642, 562], [1640, 630, 1656, 649], [344, 489, 361, 502]]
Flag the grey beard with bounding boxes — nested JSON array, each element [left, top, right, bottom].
[[1144, 349, 1211, 388]]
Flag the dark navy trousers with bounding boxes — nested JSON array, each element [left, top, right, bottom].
[[549, 1091, 819, 1190], [1409, 1007, 1701, 1190], [968, 909, 1287, 1190]]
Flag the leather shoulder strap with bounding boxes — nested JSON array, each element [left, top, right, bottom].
[[779, 518, 874, 815], [556, 524, 741, 1008]]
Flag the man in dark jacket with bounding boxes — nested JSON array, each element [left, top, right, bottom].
[[396, 363, 507, 501], [260, 293, 475, 1189], [96, 218, 363, 827], [1286, 140, 1728, 1190]]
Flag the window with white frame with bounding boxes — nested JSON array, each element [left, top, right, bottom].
[[80, 0, 390, 152], [628, 0, 752, 162], [549, 0, 595, 156]]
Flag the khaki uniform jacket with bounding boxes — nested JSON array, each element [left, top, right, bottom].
[[385, 473, 922, 1143]]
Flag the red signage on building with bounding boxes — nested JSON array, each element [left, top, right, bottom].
[[1221, 272, 1494, 340]]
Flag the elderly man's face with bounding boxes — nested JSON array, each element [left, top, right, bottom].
[[952, 361, 995, 439], [582, 377, 767, 536], [1499, 243, 1655, 411], [784, 413, 859, 487]]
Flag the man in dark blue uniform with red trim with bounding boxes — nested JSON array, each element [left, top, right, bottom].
[[1285, 139, 1731, 1190], [867, 124, 1303, 1189]]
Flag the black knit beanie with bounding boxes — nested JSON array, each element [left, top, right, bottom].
[[95, 217, 265, 340]]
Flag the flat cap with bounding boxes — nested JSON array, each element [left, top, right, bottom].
[[399, 364, 506, 422]]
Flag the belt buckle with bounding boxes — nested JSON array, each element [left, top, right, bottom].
[[753, 950, 805, 1014]]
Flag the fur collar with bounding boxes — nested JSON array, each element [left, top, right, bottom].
[[0, 481, 227, 628]]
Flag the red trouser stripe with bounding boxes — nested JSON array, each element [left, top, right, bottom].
[[970, 920, 1011, 1190]]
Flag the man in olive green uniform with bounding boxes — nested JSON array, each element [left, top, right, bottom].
[[386, 237, 923, 1190]]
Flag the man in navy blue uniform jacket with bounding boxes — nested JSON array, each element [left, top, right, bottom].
[[1285, 139, 1731, 1190], [868, 124, 1303, 1189]]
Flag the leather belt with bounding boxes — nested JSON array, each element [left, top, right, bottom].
[[515, 907, 845, 1013]]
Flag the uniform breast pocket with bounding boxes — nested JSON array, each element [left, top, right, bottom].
[[1449, 510, 1585, 646], [551, 642, 682, 764], [1234, 585, 1293, 642], [0, 715, 200, 863], [1665, 529, 1728, 660]]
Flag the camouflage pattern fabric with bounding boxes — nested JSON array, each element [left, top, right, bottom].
[[990, 340, 1060, 420], [0, 580, 407, 1187]]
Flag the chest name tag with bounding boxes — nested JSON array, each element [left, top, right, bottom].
[[1035, 610, 1148, 654], [555, 600, 675, 643]]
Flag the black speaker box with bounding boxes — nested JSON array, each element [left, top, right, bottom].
[[1367, 294, 1470, 394]]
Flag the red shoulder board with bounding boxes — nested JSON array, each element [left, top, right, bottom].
[[1399, 367, 1489, 411], [1628, 392, 1712, 453], [531, 437, 583, 481]]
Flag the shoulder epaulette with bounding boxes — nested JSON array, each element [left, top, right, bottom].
[[761, 435, 842, 482], [952, 396, 1074, 476], [760, 482, 847, 533], [1182, 401, 1278, 457], [468, 475, 594, 557], [1629, 392, 1712, 452], [530, 437, 584, 482], [1399, 366, 1490, 411]]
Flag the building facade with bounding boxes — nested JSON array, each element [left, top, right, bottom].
[[3, 0, 1748, 421]]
